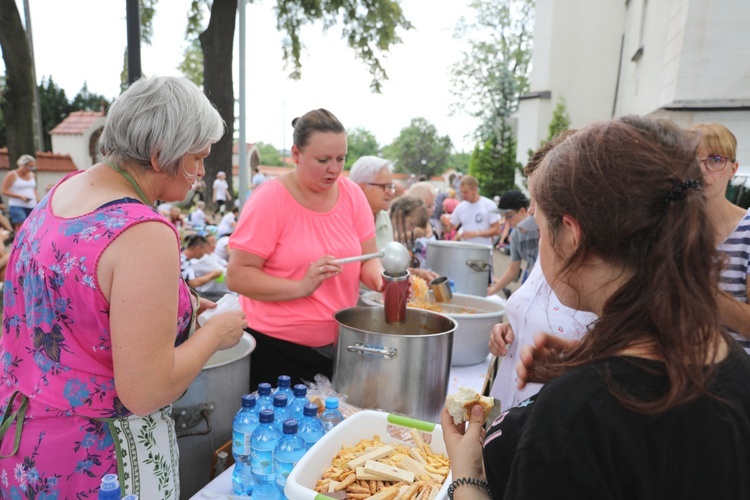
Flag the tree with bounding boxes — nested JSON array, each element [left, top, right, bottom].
[[345, 127, 379, 169], [384, 118, 453, 178], [0, 0, 36, 166], [182, 0, 414, 203], [451, 0, 533, 141], [449, 151, 471, 174], [468, 123, 518, 199], [547, 96, 571, 140], [37, 77, 70, 152], [70, 82, 111, 112], [256, 142, 283, 166]]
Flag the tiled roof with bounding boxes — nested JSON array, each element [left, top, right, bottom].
[[0, 149, 78, 172], [49, 110, 105, 135]]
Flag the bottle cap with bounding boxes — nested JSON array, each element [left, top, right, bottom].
[[277, 374, 291, 388], [259, 409, 274, 423], [282, 419, 299, 434], [303, 403, 318, 417], [293, 384, 307, 397], [258, 382, 272, 395], [325, 397, 339, 409], [241, 394, 257, 408], [100, 474, 119, 491], [273, 394, 288, 407]]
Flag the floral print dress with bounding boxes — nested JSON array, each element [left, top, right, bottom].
[[0, 173, 194, 499]]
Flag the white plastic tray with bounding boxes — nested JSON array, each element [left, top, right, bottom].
[[285, 410, 451, 500]]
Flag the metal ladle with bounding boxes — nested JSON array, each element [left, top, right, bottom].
[[331, 241, 411, 275]]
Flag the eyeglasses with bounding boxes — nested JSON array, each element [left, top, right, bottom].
[[366, 182, 396, 194], [699, 155, 732, 172]]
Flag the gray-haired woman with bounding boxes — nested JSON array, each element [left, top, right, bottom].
[[349, 155, 396, 249], [0, 76, 247, 498]]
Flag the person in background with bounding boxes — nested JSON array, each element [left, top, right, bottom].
[[212, 170, 231, 214], [0, 76, 247, 498], [443, 116, 750, 499], [488, 130, 595, 411], [2, 154, 39, 231], [186, 234, 230, 302], [407, 181, 438, 239], [441, 175, 500, 246], [390, 195, 433, 271], [486, 190, 538, 297], [214, 234, 232, 262], [348, 155, 395, 250], [251, 166, 268, 193], [217, 206, 239, 237], [227, 109, 384, 390], [168, 205, 188, 232], [690, 122, 750, 354], [181, 234, 224, 291], [392, 180, 406, 200], [188, 200, 210, 228], [441, 196, 460, 240]]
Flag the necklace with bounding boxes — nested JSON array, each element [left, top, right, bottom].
[[105, 161, 152, 206]]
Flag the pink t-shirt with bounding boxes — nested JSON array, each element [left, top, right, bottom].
[[230, 176, 375, 346]]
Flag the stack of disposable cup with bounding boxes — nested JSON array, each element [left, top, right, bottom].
[[198, 293, 242, 326]]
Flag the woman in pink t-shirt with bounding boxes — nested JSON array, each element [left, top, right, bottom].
[[227, 109, 384, 389]]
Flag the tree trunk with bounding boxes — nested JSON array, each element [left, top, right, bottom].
[[0, 0, 36, 167], [200, 0, 237, 211]]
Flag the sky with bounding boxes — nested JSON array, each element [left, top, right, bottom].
[[7, 0, 481, 152]]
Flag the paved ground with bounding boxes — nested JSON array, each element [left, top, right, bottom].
[[488, 247, 522, 299]]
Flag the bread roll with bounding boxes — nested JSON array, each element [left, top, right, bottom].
[[445, 387, 494, 425]]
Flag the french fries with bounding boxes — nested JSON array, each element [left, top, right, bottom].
[[313, 435, 450, 500]]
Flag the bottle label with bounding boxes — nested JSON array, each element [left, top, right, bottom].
[[233, 430, 251, 456], [275, 458, 297, 488], [251, 448, 274, 476]]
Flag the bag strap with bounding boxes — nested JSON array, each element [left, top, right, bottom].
[[0, 390, 29, 458]]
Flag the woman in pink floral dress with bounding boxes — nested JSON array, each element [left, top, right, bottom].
[[0, 76, 247, 499]]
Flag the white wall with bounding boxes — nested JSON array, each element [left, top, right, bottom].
[[51, 135, 87, 170]]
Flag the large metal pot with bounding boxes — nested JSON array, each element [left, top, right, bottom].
[[360, 292, 505, 366], [333, 307, 457, 423], [173, 333, 255, 499], [426, 240, 493, 297]]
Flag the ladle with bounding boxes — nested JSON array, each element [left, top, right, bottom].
[[331, 241, 411, 275]]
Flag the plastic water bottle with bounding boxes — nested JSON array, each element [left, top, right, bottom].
[[288, 384, 310, 421], [272, 394, 291, 433], [251, 409, 282, 482], [257, 382, 274, 411], [320, 397, 344, 433], [273, 375, 294, 405], [97, 474, 120, 500], [122, 496, 139, 500], [274, 420, 306, 499], [298, 403, 325, 450], [232, 394, 260, 495]]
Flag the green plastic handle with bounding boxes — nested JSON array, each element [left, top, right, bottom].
[[387, 413, 436, 432]]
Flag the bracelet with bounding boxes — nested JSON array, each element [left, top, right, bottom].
[[447, 477, 492, 500]]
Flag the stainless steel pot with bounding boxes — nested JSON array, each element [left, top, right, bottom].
[[333, 307, 457, 423], [360, 292, 505, 366], [173, 333, 255, 498], [426, 240, 493, 297]]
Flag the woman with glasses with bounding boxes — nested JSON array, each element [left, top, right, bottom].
[[691, 122, 750, 354], [227, 110, 384, 390], [349, 155, 396, 250]]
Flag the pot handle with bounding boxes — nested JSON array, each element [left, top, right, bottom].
[[466, 259, 490, 272], [347, 343, 398, 359]]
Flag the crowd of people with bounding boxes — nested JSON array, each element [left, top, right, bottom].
[[0, 73, 749, 498]]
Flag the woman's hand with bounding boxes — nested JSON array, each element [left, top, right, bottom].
[[516, 333, 580, 389], [196, 297, 217, 316], [299, 256, 342, 297], [440, 405, 486, 481], [410, 267, 439, 283], [489, 322, 514, 357], [201, 309, 248, 351]]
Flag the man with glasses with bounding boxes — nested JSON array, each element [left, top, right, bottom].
[[487, 189, 538, 297]]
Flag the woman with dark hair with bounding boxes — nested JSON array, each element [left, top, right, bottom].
[[443, 116, 750, 499], [227, 109, 384, 389]]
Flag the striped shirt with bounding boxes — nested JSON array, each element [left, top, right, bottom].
[[718, 207, 750, 354]]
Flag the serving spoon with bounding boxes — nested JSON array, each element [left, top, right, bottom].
[[331, 241, 411, 275]]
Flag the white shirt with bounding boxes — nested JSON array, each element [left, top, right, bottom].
[[189, 208, 206, 227], [214, 235, 230, 261], [213, 178, 230, 201], [490, 261, 597, 410], [450, 196, 500, 246], [217, 212, 236, 236], [7, 173, 37, 209]]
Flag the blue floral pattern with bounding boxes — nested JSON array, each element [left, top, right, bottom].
[[0, 174, 194, 497]]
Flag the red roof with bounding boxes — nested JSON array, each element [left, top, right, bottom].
[[49, 110, 105, 135], [0, 149, 78, 172]]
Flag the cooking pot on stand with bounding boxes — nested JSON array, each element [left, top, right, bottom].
[[426, 241, 493, 297], [333, 307, 456, 423]]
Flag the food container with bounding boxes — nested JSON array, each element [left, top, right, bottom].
[[333, 307, 456, 423], [426, 240, 493, 297], [361, 291, 505, 366], [285, 410, 451, 500]]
